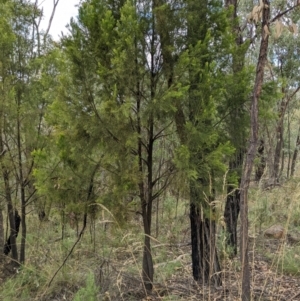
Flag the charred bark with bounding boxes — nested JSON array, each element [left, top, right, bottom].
[[4, 210, 21, 256], [224, 185, 240, 256], [223, 0, 246, 256], [190, 182, 222, 286], [2, 170, 18, 264], [0, 209, 4, 262]]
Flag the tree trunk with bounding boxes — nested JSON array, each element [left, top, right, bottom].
[[223, 0, 246, 256], [240, 2, 270, 300], [291, 126, 300, 177], [142, 203, 154, 290], [0, 138, 18, 263], [255, 139, 266, 182], [0, 208, 4, 262], [273, 101, 285, 183], [16, 87, 27, 264], [3, 170, 18, 264], [286, 109, 291, 179], [190, 182, 221, 286], [136, 67, 155, 290], [224, 184, 240, 256]]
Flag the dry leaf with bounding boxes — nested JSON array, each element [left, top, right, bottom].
[[274, 19, 284, 39], [292, 23, 298, 34], [247, 12, 253, 23], [264, 25, 271, 37], [248, 4, 264, 24]]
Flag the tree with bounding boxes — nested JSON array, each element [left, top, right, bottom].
[[0, 0, 57, 264], [169, 0, 239, 285], [223, 0, 251, 256], [0, 0, 19, 263], [34, 0, 176, 290]]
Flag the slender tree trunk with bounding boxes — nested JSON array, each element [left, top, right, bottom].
[[3, 170, 18, 264], [136, 64, 154, 290], [224, 182, 240, 256], [0, 129, 18, 263], [141, 200, 154, 290], [255, 139, 266, 182], [291, 125, 300, 177], [223, 0, 246, 255], [240, 2, 270, 300], [0, 208, 4, 262], [287, 108, 291, 178], [17, 111, 26, 264], [273, 101, 285, 183]]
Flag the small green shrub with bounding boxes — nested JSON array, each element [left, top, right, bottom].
[[73, 272, 99, 301]]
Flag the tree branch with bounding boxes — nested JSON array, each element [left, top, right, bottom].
[[44, 0, 60, 38], [270, 4, 299, 23]]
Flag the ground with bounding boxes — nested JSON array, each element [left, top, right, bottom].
[[1, 180, 300, 300]]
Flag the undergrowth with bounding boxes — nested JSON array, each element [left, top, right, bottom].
[[1, 180, 300, 300]]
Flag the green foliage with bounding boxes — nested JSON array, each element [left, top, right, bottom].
[[73, 273, 99, 301], [217, 228, 236, 260], [1, 265, 47, 300]]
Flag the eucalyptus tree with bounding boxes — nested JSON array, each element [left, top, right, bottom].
[[269, 29, 300, 182], [239, 1, 300, 299]]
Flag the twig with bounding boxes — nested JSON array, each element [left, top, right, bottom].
[[270, 4, 299, 23], [287, 292, 300, 301], [44, 0, 60, 37]]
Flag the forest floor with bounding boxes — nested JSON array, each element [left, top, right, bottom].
[[1, 178, 300, 300]]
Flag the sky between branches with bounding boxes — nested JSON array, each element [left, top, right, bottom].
[[33, 0, 80, 40]]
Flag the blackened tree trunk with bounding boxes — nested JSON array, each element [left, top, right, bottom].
[[141, 198, 154, 290], [0, 129, 18, 264], [3, 171, 19, 264], [190, 183, 221, 286], [0, 208, 4, 262], [223, 0, 247, 256], [4, 210, 21, 257], [224, 182, 240, 256]]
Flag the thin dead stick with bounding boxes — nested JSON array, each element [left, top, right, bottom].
[[287, 292, 300, 301], [44, 0, 60, 38], [270, 4, 300, 23]]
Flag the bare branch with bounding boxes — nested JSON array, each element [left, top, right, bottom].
[[44, 0, 60, 39], [270, 4, 299, 23]]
